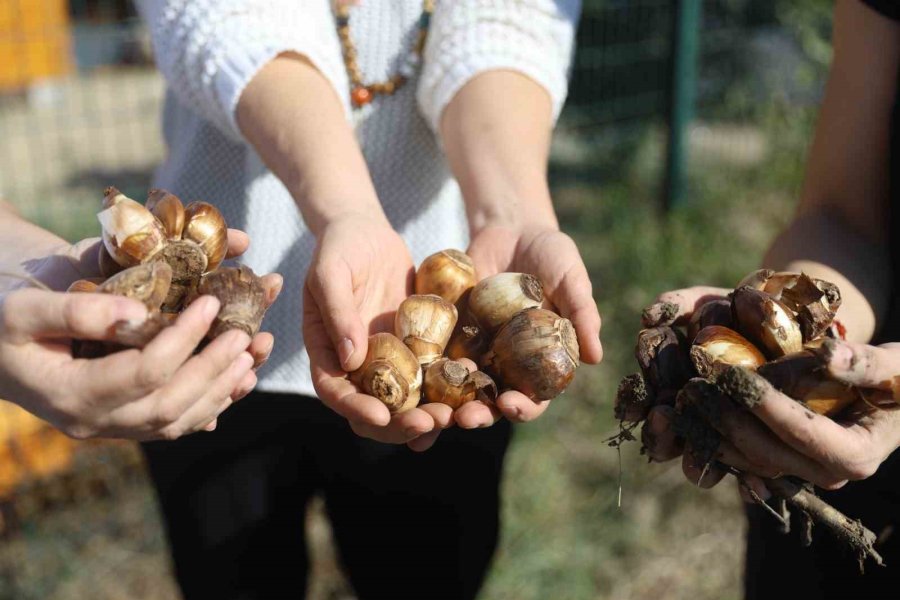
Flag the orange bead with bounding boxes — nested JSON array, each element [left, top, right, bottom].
[[351, 86, 372, 107]]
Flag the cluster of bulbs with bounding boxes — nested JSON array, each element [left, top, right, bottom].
[[352, 250, 581, 414], [66, 187, 269, 356], [616, 268, 889, 567]]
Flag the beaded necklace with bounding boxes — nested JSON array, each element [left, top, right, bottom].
[[334, 1, 435, 108]]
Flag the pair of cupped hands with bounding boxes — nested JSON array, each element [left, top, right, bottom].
[[0, 216, 603, 449], [641, 286, 900, 500]]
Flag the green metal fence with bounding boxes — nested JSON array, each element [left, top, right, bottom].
[[564, 0, 829, 208]]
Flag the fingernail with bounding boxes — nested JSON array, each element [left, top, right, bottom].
[[236, 352, 254, 371], [202, 296, 221, 321], [114, 298, 148, 322], [267, 277, 284, 304], [204, 419, 217, 432], [338, 337, 355, 369]]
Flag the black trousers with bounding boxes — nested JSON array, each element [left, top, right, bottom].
[[744, 452, 900, 599], [141, 391, 512, 600]]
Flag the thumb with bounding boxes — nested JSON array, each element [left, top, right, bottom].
[[1, 288, 148, 342], [306, 261, 368, 371]]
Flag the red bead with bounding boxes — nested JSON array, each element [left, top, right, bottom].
[[351, 86, 372, 107]]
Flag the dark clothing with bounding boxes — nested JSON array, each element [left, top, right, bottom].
[[744, 456, 900, 599], [744, 3, 900, 598], [142, 392, 512, 600]]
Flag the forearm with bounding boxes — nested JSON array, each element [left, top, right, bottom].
[[763, 209, 890, 344], [236, 53, 387, 236], [0, 202, 71, 292], [440, 71, 559, 234]]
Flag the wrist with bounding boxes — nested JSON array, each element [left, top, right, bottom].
[[315, 206, 392, 236], [465, 186, 559, 237]]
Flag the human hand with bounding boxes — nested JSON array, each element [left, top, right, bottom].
[[641, 286, 900, 497], [303, 215, 454, 452], [459, 224, 603, 429], [0, 230, 283, 439]]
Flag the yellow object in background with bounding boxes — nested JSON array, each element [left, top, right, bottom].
[[0, 400, 75, 498], [0, 0, 73, 91]]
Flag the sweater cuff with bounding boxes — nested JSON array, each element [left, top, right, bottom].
[[210, 17, 350, 141], [416, 3, 576, 134]]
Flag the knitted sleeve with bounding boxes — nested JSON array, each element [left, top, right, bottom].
[[416, 0, 581, 132], [135, 0, 350, 142]]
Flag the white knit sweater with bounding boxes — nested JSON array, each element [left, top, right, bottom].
[[136, 0, 579, 397]]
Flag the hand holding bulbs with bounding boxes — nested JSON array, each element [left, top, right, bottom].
[[350, 248, 582, 415]]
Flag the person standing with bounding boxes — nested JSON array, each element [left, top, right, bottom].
[[643, 1, 900, 597], [134, 1, 603, 598]]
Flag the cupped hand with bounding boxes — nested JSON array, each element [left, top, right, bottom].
[[456, 224, 603, 429], [641, 286, 900, 497], [0, 230, 283, 439], [303, 215, 453, 451]]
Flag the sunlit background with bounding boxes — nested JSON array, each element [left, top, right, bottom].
[[0, 1, 831, 598]]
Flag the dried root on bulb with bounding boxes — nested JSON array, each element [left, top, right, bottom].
[[350, 333, 422, 413]]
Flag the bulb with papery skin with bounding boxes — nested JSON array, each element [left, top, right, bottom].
[[731, 286, 803, 358], [415, 249, 477, 305], [97, 187, 167, 268], [468, 272, 543, 333], [183, 201, 228, 273], [484, 308, 579, 401], [395, 294, 457, 366], [690, 325, 766, 378], [424, 358, 476, 409]]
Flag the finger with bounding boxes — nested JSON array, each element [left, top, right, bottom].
[[407, 429, 443, 452], [231, 368, 258, 401], [454, 400, 502, 429], [717, 365, 864, 479], [705, 374, 843, 487], [260, 273, 284, 308], [147, 334, 251, 428], [417, 402, 455, 430], [641, 286, 729, 327], [306, 262, 367, 371], [2, 288, 147, 342], [681, 443, 728, 489], [642, 405, 683, 462], [550, 265, 603, 364], [304, 284, 391, 427], [203, 419, 218, 432], [495, 390, 549, 423], [98, 333, 251, 437], [168, 351, 255, 436], [248, 332, 274, 369], [816, 339, 900, 392], [225, 229, 250, 258], [77, 296, 222, 401], [349, 408, 435, 444]]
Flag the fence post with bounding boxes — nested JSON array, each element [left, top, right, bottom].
[[664, 0, 701, 210]]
